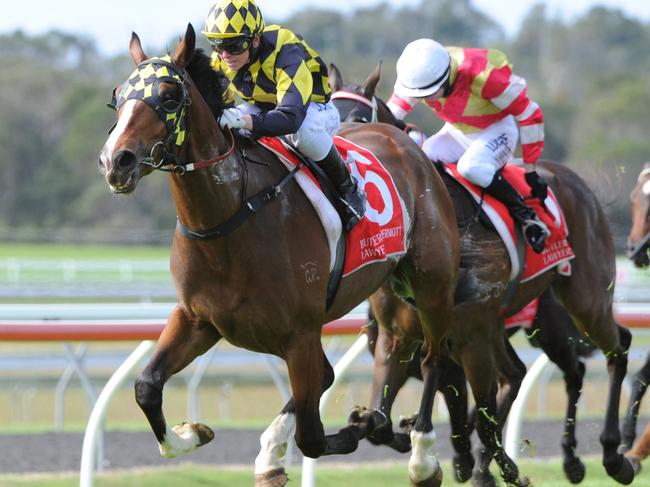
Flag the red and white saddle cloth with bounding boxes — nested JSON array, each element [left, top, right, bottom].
[[258, 136, 410, 276], [504, 297, 539, 329], [443, 163, 575, 283]]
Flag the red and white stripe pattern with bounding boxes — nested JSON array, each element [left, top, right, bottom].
[[481, 64, 544, 164], [387, 47, 544, 164]]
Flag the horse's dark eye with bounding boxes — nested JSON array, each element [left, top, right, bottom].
[[160, 94, 181, 112]]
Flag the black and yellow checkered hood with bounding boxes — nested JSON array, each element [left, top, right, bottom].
[[115, 55, 189, 147], [203, 0, 265, 39]]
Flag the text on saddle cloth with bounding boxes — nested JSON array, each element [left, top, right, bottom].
[[258, 136, 410, 276], [444, 163, 574, 282]]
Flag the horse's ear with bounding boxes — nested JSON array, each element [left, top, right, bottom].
[[129, 32, 148, 65], [328, 63, 343, 93], [362, 60, 382, 98], [172, 23, 196, 69]]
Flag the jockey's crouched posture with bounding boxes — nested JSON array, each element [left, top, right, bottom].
[[203, 0, 365, 230], [388, 39, 550, 253]]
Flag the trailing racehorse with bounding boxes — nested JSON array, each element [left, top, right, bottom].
[[329, 62, 635, 486], [621, 163, 650, 455], [98, 25, 460, 487]]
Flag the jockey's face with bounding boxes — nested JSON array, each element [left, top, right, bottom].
[[424, 85, 446, 102], [218, 36, 261, 71]]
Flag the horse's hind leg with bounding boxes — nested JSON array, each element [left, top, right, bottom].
[[134, 306, 221, 458], [622, 351, 650, 452], [554, 276, 635, 484], [532, 292, 590, 483]]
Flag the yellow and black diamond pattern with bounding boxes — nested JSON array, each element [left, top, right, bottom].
[[203, 0, 265, 39], [210, 25, 330, 111], [115, 55, 188, 147]]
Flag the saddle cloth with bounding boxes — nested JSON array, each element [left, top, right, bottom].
[[443, 163, 574, 282], [504, 297, 538, 329], [258, 136, 410, 276]]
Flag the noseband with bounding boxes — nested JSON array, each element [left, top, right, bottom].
[[331, 90, 378, 123], [108, 56, 235, 175]]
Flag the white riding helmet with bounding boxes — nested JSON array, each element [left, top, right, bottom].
[[394, 38, 451, 98]]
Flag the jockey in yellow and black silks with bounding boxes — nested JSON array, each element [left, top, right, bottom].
[[202, 0, 365, 231]]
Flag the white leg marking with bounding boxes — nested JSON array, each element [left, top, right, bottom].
[[254, 412, 296, 475], [158, 423, 202, 458], [409, 429, 440, 483], [102, 99, 138, 162]]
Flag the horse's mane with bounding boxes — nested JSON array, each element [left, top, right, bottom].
[[186, 48, 229, 121]]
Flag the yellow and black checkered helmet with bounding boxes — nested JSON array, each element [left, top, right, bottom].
[[203, 0, 265, 39]]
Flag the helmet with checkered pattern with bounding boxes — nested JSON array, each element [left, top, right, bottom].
[[202, 0, 265, 40]]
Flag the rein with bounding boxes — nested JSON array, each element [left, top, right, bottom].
[[142, 128, 237, 175], [109, 57, 237, 175], [108, 55, 299, 240]]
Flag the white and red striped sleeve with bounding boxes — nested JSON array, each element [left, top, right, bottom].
[[386, 93, 418, 120], [481, 66, 544, 164]]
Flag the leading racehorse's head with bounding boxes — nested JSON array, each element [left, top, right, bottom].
[[99, 25, 197, 194], [627, 163, 650, 268]]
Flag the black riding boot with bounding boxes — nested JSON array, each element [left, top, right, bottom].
[[484, 173, 550, 253], [317, 145, 366, 231]]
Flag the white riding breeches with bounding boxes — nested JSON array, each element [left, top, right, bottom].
[[422, 115, 519, 188], [238, 101, 341, 161]]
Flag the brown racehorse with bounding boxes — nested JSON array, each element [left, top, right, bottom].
[[330, 62, 602, 484], [329, 62, 635, 486], [621, 163, 650, 455], [98, 25, 460, 487]]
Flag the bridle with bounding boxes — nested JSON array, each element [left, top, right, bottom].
[[331, 90, 378, 123], [108, 57, 236, 175]]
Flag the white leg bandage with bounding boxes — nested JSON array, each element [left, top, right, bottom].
[[255, 412, 296, 475], [409, 429, 440, 483]]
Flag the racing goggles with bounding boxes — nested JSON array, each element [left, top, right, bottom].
[[208, 36, 251, 55]]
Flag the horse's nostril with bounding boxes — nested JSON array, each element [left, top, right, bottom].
[[113, 150, 137, 170]]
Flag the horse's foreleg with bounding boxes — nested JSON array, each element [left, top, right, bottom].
[[438, 357, 474, 483], [134, 306, 221, 458], [622, 351, 650, 452], [463, 338, 529, 487], [280, 333, 330, 458]]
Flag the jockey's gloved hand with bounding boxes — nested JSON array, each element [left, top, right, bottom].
[[525, 170, 548, 202], [219, 108, 246, 130]]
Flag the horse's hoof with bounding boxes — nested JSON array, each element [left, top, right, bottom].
[[605, 455, 635, 485], [172, 421, 214, 446], [410, 467, 443, 487], [628, 458, 642, 475], [453, 452, 475, 483], [348, 406, 386, 432], [563, 456, 586, 484], [255, 468, 288, 487], [399, 414, 418, 433]]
